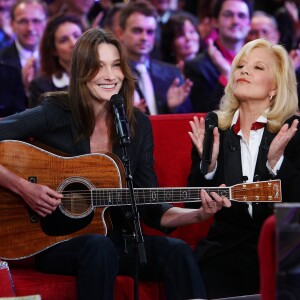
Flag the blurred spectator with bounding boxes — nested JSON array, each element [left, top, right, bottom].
[[0, 0, 48, 97], [28, 14, 84, 107], [247, 10, 280, 44], [0, 0, 16, 48], [102, 2, 126, 36], [184, 0, 252, 112], [0, 61, 27, 116], [118, 0, 193, 114], [161, 14, 201, 73]]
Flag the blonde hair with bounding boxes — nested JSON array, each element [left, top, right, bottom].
[[217, 38, 298, 132]]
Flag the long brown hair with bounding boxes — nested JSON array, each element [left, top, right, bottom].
[[69, 28, 136, 142]]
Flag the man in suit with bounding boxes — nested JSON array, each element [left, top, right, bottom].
[[0, 0, 48, 96], [184, 0, 253, 112], [117, 0, 193, 114], [0, 62, 27, 117]]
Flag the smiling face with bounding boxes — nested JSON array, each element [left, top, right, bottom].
[[232, 47, 277, 105], [87, 43, 124, 103]]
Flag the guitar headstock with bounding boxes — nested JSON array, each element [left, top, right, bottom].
[[231, 180, 282, 202]]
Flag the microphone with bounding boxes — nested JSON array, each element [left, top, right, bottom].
[[110, 94, 130, 146], [200, 112, 218, 175]]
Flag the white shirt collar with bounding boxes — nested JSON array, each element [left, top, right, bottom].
[[52, 72, 69, 88]]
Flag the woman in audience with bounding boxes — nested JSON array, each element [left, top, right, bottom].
[[187, 38, 300, 298], [161, 14, 201, 73], [28, 13, 84, 107]]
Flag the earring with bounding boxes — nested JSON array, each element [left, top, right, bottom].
[[269, 94, 273, 101]]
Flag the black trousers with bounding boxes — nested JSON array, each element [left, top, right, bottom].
[[35, 234, 118, 300], [112, 233, 207, 300], [35, 233, 207, 300]]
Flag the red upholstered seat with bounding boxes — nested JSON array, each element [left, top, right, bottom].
[[258, 215, 276, 300]]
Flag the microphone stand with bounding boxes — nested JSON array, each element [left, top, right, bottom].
[[119, 142, 147, 300]]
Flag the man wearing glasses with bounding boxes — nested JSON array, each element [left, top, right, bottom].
[[0, 0, 47, 106]]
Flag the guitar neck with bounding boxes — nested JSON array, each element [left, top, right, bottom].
[[92, 186, 229, 207], [90, 180, 282, 206]]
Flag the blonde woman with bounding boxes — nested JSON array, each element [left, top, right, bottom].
[[187, 38, 300, 298]]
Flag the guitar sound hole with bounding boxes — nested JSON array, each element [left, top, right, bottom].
[[61, 182, 91, 217]]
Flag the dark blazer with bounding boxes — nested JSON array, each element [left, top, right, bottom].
[[187, 115, 300, 297], [0, 42, 22, 69], [0, 62, 27, 117], [132, 59, 192, 114], [184, 51, 225, 113]]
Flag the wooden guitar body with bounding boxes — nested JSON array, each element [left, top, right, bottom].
[[0, 140, 126, 260]]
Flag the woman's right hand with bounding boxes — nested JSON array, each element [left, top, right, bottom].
[[19, 181, 63, 217], [188, 116, 220, 173]]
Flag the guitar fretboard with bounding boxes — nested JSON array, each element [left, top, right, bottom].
[[91, 187, 230, 206]]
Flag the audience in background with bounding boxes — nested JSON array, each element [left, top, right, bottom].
[[118, 0, 193, 114], [184, 0, 252, 113], [28, 14, 83, 107], [161, 14, 201, 73]]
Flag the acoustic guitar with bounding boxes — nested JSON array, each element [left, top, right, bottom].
[[0, 140, 282, 260]]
